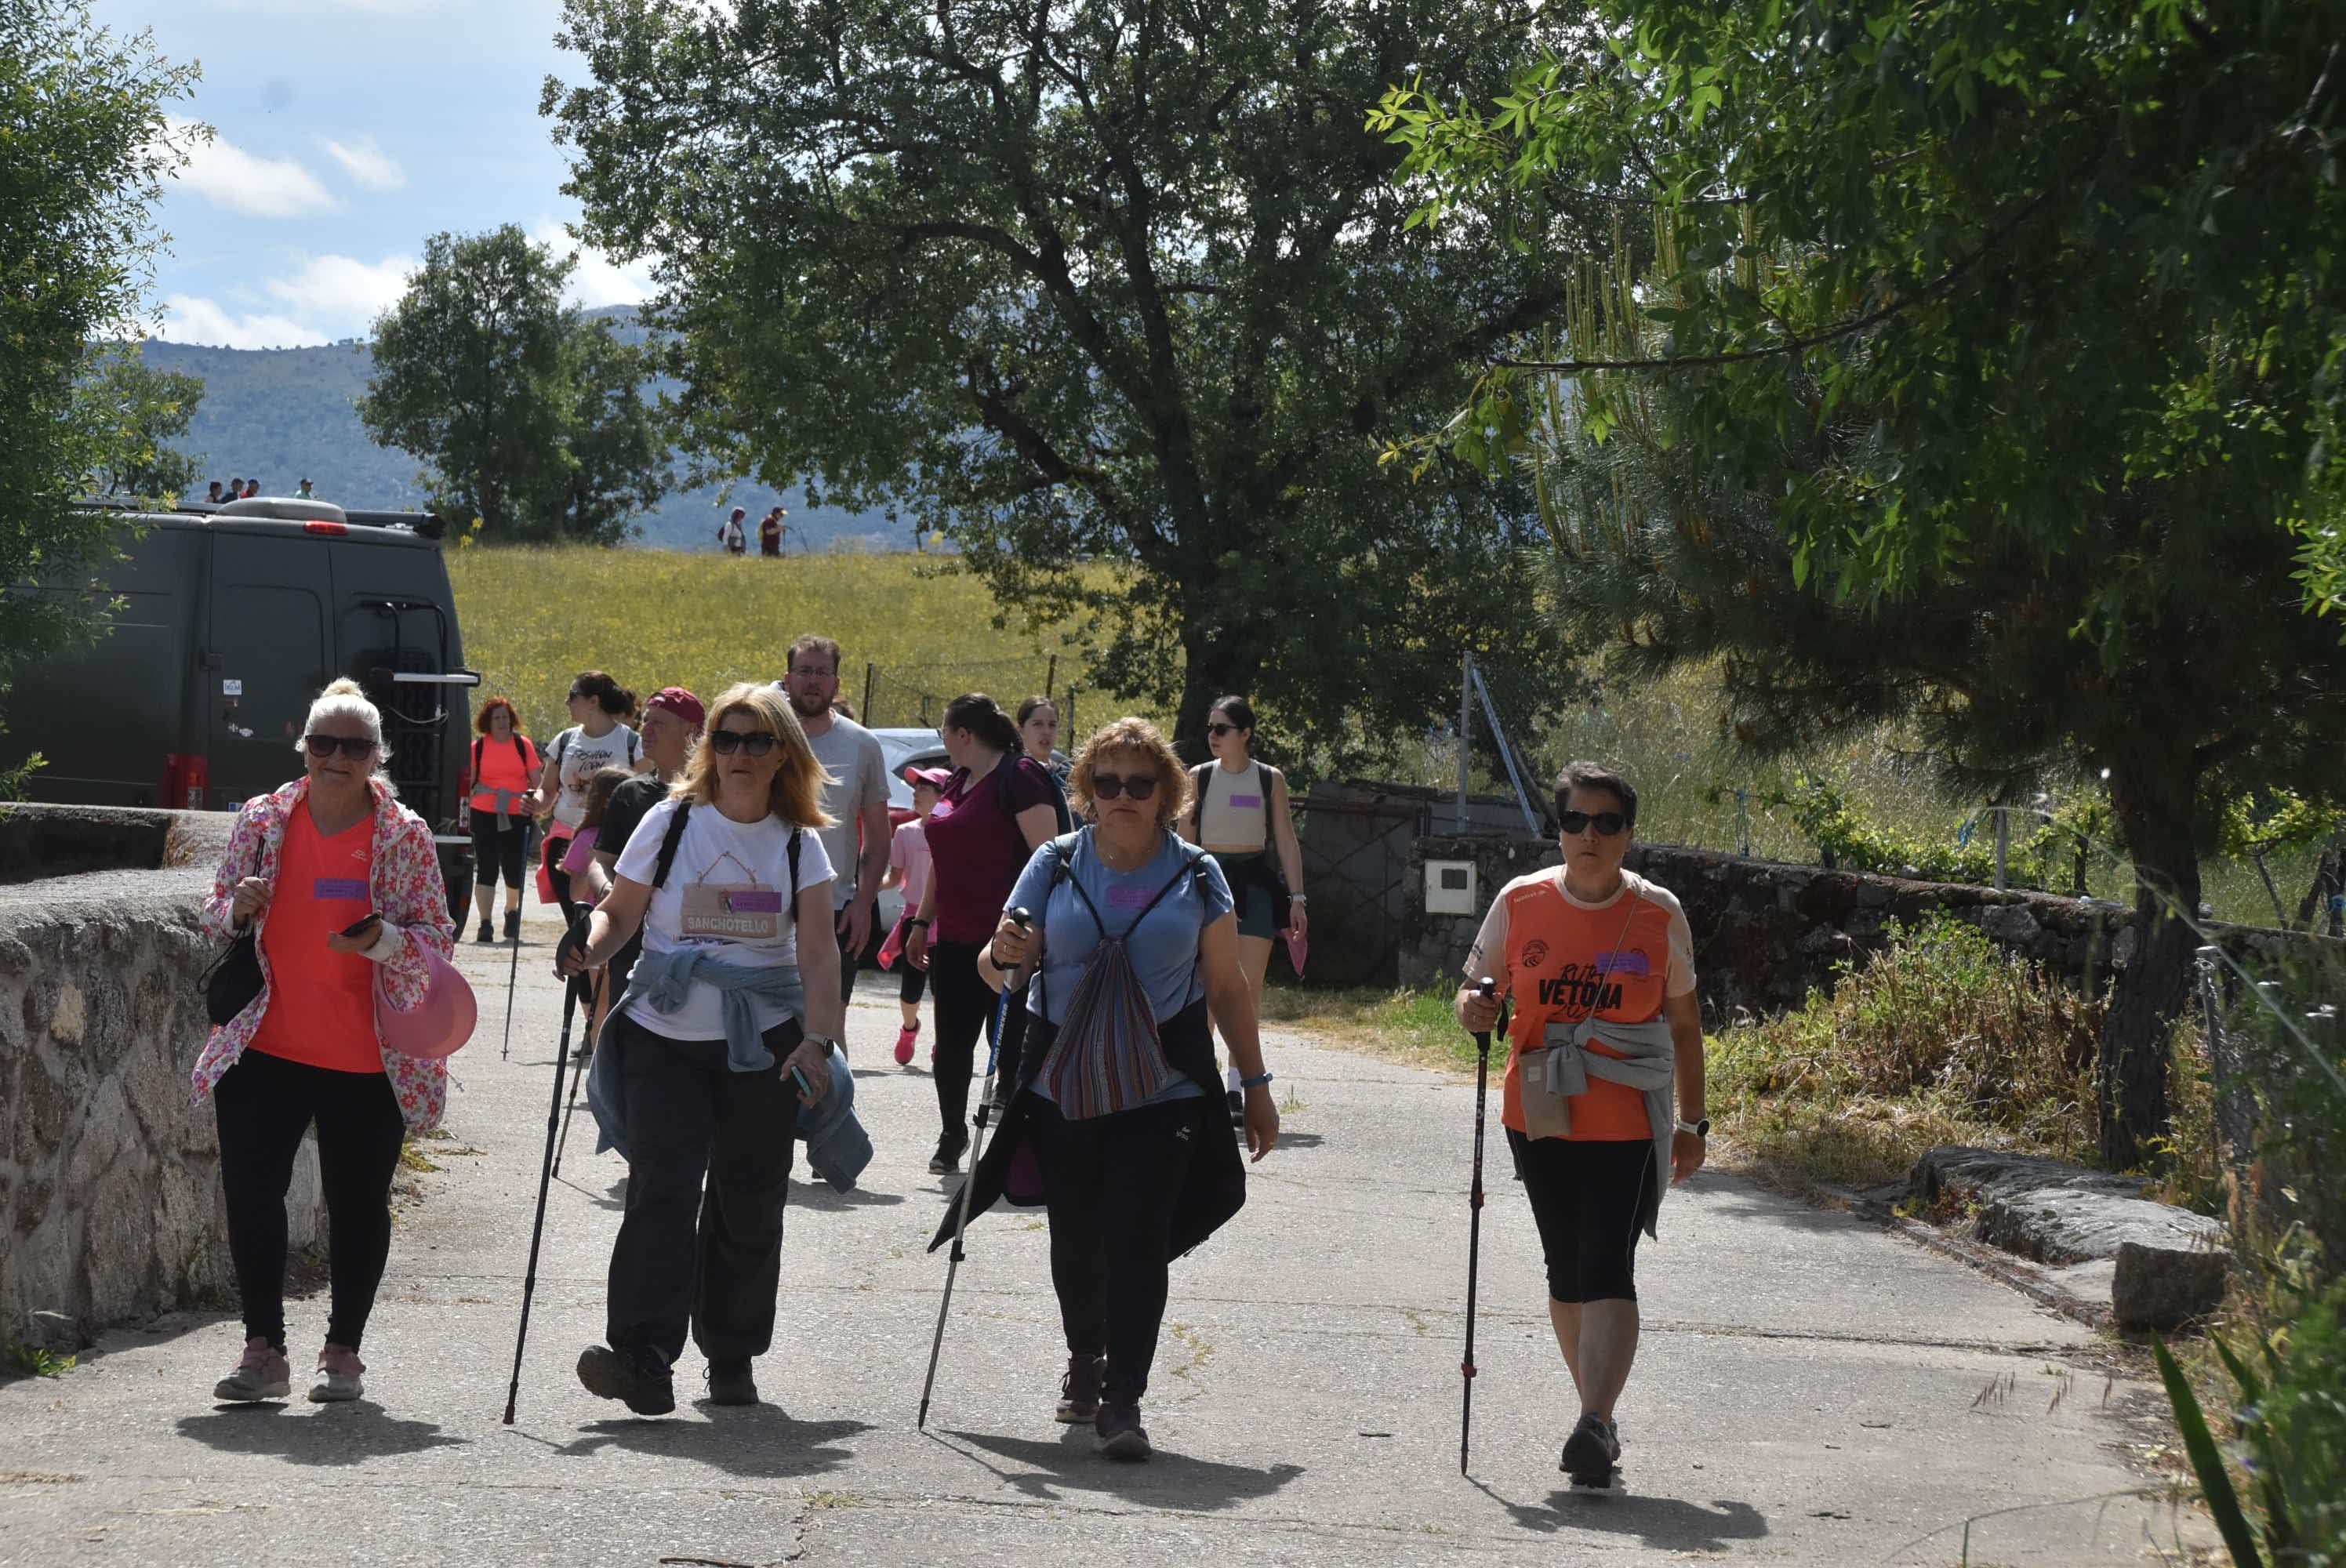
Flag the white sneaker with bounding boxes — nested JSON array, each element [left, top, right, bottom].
[[308, 1342, 365, 1403], [213, 1336, 290, 1402]]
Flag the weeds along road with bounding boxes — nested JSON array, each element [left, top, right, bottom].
[[0, 902, 2209, 1567]]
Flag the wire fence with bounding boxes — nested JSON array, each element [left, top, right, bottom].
[[854, 658, 1083, 731]]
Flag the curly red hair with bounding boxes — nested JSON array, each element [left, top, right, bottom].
[[474, 695, 520, 735]]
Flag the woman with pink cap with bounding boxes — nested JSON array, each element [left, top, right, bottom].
[[193, 677, 459, 1406], [879, 767, 948, 1062]]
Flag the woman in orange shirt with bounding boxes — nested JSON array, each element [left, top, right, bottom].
[[1455, 761, 1709, 1495], [467, 696, 541, 943]]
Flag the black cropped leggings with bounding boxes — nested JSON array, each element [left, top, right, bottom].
[[213, 1048, 407, 1353], [927, 938, 1029, 1135], [469, 807, 528, 893], [1509, 1131, 1653, 1304]]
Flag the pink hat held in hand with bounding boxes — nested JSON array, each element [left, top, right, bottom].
[[376, 945, 478, 1059]]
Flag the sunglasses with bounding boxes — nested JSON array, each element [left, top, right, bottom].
[[1207, 722, 1243, 738], [708, 730, 779, 757], [1091, 771, 1158, 800], [1556, 810, 1627, 837], [304, 733, 377, 760]]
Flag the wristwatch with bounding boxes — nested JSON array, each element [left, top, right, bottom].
[[1675, 1116, 1711, 1138], [804, 1035, 844, 1054]]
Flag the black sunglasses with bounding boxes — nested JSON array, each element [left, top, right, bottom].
[[1207, 722, 1244, 738], [304, 733, 377, 760], [708, 730, 779, 757], [1557, 809, 1627, 837], [1091, 771, 1158, 800]]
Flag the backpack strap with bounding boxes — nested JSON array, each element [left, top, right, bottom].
[[626, 728, 641, 765], [1189, 764, 1211, 835], [651, 801, 692, 890], [786, 827, 801, 927], [471, 735, 483, 784]]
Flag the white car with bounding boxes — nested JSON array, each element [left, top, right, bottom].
[[859, 728, 1064, 951]]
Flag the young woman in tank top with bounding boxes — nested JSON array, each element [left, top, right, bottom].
[[1176, 695, 1306, 1121]]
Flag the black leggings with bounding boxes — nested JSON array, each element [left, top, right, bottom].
[[1028, 1091, 1209, 1403], [1510, 1131, 1653, 1303], [469, 808, 528, 894], [213, 1048, 407, 1352], [927, 939, 1029, 1135]]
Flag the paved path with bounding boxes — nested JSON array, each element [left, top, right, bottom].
[[1, 908, 2205, 1566]]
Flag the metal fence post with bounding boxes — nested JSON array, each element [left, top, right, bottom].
[[1045, 655, 1057, 701], [862, 662, 876, 727]]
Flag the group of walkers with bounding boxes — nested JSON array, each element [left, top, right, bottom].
[[191, 653, 1708, 1488], [717, 505, 790, 556], [203, 477, 317, 503]]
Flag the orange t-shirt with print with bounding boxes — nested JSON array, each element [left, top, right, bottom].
[[250, 803, 381, 1073], [1482, 870, 1687, 1141]]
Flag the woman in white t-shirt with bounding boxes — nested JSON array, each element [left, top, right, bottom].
[[536, 670, 644, 927], [554, 682, 842, 1417]]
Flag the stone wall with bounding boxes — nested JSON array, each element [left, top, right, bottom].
[[1402, 833, 2333, 1018], [0, 810, 326, 1352]]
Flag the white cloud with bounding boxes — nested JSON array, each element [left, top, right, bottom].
[[319, 136, 406, 191], [166, 117, 338, 218], [531, 220, 656, 310], [267, 252, 416, 328], [156, 295, 329, 351]]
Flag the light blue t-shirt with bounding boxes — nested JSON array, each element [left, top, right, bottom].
[[1007, 830, 1235, 1105]]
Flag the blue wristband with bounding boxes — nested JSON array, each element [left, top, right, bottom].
[[1239, 1072, 1273, 1090]]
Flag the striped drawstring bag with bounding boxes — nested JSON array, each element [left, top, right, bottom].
[[1037, 858, 1197, 1120]]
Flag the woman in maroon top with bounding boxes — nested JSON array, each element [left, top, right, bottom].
[[906, 693, 1060, 1174]]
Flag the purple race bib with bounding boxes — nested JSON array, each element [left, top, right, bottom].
[[1229, 793, 1262, 808], [726, 890, 785, 914], [314, 877, 369, 901], [1106, 884, 1157, 909]]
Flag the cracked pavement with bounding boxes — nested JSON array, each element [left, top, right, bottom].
[[0, 906, 2210, 1566]]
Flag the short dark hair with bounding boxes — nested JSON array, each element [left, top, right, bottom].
[[787, 634, 841, 676], [569, 669, 636, 719], [1554, 760, 1637, 829], [1208, 695, 1258, 753], [942, 691, 1020, 753], [1015, 695, 1057, 726]]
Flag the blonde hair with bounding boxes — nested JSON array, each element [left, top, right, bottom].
[[670, 682, 835, 829], [296, 677, 393, 775], [1066, 717, 1189, 829]]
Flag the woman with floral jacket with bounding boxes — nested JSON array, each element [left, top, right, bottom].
[[194, 678, 456, 1406]]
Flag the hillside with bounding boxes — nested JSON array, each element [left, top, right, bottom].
[[137, 310, 901, 550]]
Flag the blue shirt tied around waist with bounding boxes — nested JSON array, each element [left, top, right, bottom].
[[585, 945, 872, 1189], [1007, 828, 1235, 1106]]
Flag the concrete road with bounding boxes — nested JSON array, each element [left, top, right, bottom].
[[0, 906, 2206, 1566]]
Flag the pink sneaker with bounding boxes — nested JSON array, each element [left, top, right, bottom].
[[893, 1022, 919, 1065], [309, 1342, 365, 1403], [212, 1335, 290, 1402]]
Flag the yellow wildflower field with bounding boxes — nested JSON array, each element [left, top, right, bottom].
[[447, 546, 1124, 743]]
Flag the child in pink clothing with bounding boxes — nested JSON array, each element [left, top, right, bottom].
[[878, 770, 945, 1064]]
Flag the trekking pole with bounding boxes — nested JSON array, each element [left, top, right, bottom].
[[498, 902, 526, 1061], [1461, 975, 1499, 1475], [550, 967, 605, 1181], [917, 907, 1030, 1431], [503, 924, 588, 1425]]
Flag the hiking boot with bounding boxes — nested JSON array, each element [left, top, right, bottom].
[[474, 918, 495, 944], [704, 1357, 758, 1406], [1095, 1398, 1151, 1461], [893, 1022, 919, 1065], [1560, 1412, 1622, 1490], [308, 1342, 365, 1403], [576, 1343, 675, 1416], [928, 1128, 968, 1175], [504, 909, 521, 942], [212, 1335, 290, 1403], [1055, 1353, 1105, 1425]]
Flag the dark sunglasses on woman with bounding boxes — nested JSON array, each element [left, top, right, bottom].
[[1557, 809, 1627, 837], [303, 734, 377, 760], [1091, 771, 1157, 800], [1206, 722, 1241, 738], [708, 730, 779, 757]]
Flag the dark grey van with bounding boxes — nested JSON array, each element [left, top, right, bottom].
[[5, 499, 481, 913]]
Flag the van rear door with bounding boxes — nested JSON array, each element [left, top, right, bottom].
[[206, 526, 332, 806]]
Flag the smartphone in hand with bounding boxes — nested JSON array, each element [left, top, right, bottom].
[[339, 913, 383, 940]]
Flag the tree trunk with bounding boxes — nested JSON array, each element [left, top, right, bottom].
[[1171, 606, 1263, 764], [2098, 747, 2203, 1170]]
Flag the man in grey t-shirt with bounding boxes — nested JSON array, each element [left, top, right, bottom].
[[780, 634, 892, 1005]]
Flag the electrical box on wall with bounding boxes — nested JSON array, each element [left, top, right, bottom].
[[1425, 859, 1478, 916]]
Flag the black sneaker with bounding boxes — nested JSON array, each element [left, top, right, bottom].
[[1226, 1089, 1245, 1127], [576, 1343, 675, 1416], [475, 918, 495, 944], [504, 909, 521, 942], [704, 1357, 757, 1406], [928, 1128, 968, 1175], [1095, 1398, 1150, 1460], [1055, 1353, 1104, 1425], [1560, 1412, 1622, 1491]]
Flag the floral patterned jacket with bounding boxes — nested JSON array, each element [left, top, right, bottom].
[[193, 775, 459, 1132]]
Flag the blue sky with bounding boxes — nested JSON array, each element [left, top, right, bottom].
[[94, 0, 651, 349]]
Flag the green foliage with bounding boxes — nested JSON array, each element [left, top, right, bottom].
[[0, 0, 195, 688], [0, 1337, 75, 1378], [76, 344, 204, 501], [543, 0, 1589, 761], [358, 227, 669, 543], [2154, 1334, 2266, 1568]]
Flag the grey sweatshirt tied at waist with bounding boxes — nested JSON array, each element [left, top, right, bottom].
[[1530, 1012, 1680, 1238]]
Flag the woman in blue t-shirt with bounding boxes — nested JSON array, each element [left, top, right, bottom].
[[968, 717, 1280, 1462]]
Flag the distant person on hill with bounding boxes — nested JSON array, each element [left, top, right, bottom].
[[298, 479, 316, 499], [243, 479, 260, 499], [467, 696, 543, 944], [718, 507, 748, 555], [759, 506, 786, 557], [227, 476, 244, 502], [206, 481, 224, 503], [777, 635, 891, 1011]]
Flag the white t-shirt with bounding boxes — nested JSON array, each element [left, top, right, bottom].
[[801, 713, 889, 909], [550, 723, 641, 828], [1462, 867, 1698, 998], [613, 797, 837, 1040], [719, 516, 746, 550]]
